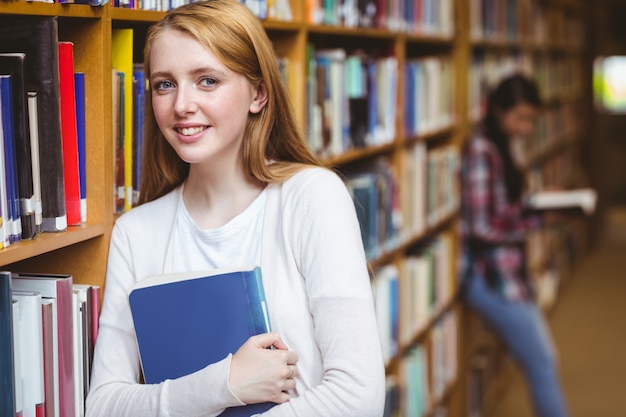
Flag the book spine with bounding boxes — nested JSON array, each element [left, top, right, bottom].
[[0, 53, 37, 240], [0, 79, 9, 248], [0, 75, 22, 244], [57, 42, 81, 226], [27, 92, 42, 232], [0, 271, 17, 417], [244, 267, 272, 334], [74, 73, 87, 224], [111, 28, 134, 213], [41, 299, 57, 417], [13, 291, 45, 417]]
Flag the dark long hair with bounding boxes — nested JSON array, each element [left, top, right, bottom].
[[483, 74, 541, 202]]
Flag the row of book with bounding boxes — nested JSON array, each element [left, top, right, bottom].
[[346, 144, 459, 262], [346, 159, 401, 261], [525, 103, 582, 166], [384, 311, 457, 417], [372, 233, 456, 365], [1, 272, 100, 417], [468, 51, 583, 122], [404, 55, 455, 138], [112, 0, 293, 20], [306, 47, 398, 158], [401, 142, 460, 240], [469, 0, 584, 48], [0, 16, 88, 248], [306, 0, 454, 36]]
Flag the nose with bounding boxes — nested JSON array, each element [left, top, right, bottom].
[[173, 83, 199, 116]]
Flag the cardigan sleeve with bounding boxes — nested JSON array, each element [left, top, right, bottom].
[[261, 168, 386, 417]]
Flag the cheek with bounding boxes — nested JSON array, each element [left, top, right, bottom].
[[151, 97, 170, 127]]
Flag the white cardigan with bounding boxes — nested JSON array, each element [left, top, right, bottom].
[[86, 167, 386, 417]]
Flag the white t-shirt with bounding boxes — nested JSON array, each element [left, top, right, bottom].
[[171, 188, 266, 272]]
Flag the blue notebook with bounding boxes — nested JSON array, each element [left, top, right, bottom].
[[129, 265, 274, 416]]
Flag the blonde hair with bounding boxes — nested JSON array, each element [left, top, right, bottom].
[[138, 0, 324, 204]]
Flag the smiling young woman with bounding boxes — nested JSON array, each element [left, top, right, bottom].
[[85, 1, 386, 416]]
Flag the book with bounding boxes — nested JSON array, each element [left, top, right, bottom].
[[13, 290, 45, 417], [73, 283, 99, 385], [71, 288, 85, 417], [74, 73, 87, 224], [112, 69, 124, 213], [0, 15, 67, 232], [0, 271, 17, 417], [0, 53, 37, 240], [0, 77, 11, 248], [111, 28, 134, 213], [12, 272, 76, 417], [128, 265, 274, 417], [132, 65, 145, 207], [0, 75, 21, 244], [526, 188, 598, 215], [41, 298, 59, 417], [58, 42, 81, 226], [27, 92, 43, 232], [13, 296, 23, 417]]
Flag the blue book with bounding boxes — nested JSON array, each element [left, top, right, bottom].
[[0, 75, 21, 244], [74, 72, 87, 223], [129, 265, 274, 417], [132, 65, 145, 206]]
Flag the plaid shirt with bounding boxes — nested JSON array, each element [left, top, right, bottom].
[[460, 134, 541, 302]]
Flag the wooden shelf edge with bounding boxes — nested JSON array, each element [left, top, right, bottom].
[[110, 6, 164, 22], [0, 1, 105, 18], [0, 222, 106, 266]]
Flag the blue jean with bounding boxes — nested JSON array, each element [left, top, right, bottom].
[[464, 275, 569, 417]]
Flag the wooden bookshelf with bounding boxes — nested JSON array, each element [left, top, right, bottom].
[[0, 0, 590, 416]]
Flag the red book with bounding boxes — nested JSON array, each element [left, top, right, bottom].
[[12, 273, 75, 417], [57, 42, 81, 226]]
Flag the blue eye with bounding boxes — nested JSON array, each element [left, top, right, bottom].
[[200, 77, 217, 87], [154, 80, 174, 90]]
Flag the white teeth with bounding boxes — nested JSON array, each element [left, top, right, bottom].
[[179, 127, 204, 136]]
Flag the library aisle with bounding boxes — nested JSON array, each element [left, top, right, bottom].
[[491, 206, 626, 417]]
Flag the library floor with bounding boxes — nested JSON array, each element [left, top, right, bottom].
[[491, 206, 626, 417]]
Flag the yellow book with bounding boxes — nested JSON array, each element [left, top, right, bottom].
[[111, 29, 134, 213]]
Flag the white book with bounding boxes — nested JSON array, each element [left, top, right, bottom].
[[526, 188, 598, 215], [72, 289, 85, 417], [13, 291, 45, 417], [27, 92, 43, 230]]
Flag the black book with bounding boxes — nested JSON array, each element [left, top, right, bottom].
[[0, 271, 17, 417], [0, 15, 67, 232], [0, 53, 37, 239]]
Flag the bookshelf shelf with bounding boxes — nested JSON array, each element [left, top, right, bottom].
[[0, 223, 105, 266], [110, 7, 163, 22], [0, 2, 105, 18]]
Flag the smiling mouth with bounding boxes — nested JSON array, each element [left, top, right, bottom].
[[177, 126, 207, 136]]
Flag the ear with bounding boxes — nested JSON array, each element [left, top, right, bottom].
[[249, 81, 268, 114]]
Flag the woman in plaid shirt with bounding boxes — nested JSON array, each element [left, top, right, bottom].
[[460, 74, 569, 417]]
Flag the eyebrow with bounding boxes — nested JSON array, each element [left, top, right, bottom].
[[150, 66, 227, 81]]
